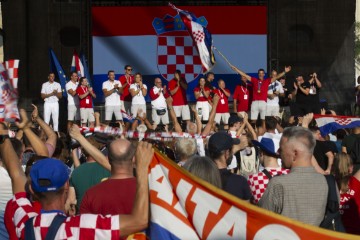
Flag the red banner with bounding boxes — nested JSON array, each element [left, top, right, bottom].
[[148, 150, 358, 239]]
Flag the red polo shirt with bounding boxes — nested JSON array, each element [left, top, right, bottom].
[[251, 77, 271, 101]]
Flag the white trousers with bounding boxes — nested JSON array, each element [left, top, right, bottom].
[[44, 102, 59, 131]]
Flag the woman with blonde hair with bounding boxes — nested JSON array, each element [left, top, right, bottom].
[[332, 152, 360, 234]]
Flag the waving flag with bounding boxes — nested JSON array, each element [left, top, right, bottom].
[[314, 114, 360, 136], [71, 50, 85, 78], [148, 150, 358, 239], [169, 3, 215, 73], [49, 48, 67, 97], [0, 60, 20, 122], [80, 52, 92, 86]]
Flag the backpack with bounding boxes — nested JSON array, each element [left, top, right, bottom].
[[349, 136, 360, 166], [319, 175, 345, 232], [25, 214, 67, 240]]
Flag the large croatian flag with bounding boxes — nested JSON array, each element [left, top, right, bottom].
[[92, 6, 267, 103], [314, 114, 360, 136]]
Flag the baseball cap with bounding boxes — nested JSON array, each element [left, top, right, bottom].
[[30, 158, 71, 193], [208, 132, 240, 153], [228, 115, 243, 126], [252, 138, 279, 157]]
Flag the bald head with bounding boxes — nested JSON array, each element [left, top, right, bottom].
[[108, 139, 136, 166]]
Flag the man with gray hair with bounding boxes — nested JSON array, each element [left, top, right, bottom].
[[175, 138, 197, 167], [259, 126, 328, 226]]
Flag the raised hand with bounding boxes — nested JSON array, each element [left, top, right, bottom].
[[31, 104, 39, 121], [135, 141, 154, 171], [69, 124, 82, 140], [15, 109, 30, 130]]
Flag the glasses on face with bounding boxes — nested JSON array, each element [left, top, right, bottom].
[[126, 68, 132, 71]]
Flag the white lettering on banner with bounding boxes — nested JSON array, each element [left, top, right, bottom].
[[149, 165, 187, 217], [176, 179, 193, 218], [191, 188, 222, 237], [150, 204, 200, 239], [253, 224, 300, 240], [207, 206, 247, 240]]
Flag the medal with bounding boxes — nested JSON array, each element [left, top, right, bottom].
[[258, 89, 261, 93], [258, 80, 262, 94]]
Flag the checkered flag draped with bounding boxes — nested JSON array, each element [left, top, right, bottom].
[[5, 59, 19, 89], [335, 118, 351, 125], [157, 36, 202, 81]]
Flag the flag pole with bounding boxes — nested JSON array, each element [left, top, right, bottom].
[[212, 46, 232, 67]]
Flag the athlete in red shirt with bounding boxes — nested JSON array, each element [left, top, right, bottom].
[[230, 65, 291, 126], [119, 65, 134, 113], [168, 70, 190, 123]]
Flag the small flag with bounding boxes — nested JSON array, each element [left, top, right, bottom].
[[80, 52, 92, 87], [169, 3, 216, 73], [71, 49, 85, 79], [0, 60, 20, 122], [49, 48, 67, 97], [121, 110, 135, 123], [314, 114, 360, 136]]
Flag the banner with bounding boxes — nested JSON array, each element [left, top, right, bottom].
[[148, 150, 358, 239], [92, 6, 267, 103]]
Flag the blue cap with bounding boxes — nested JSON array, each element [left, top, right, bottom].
[[30, 158, 71, 193], [252, 138, 279, 157]]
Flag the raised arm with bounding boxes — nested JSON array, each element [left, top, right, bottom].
[[166, 97, 182, 133], [190, 105, 202, 135], [313, 72, 322, 88], [271, 66, 291, 83], [230, 65, 251, 81], [17, 109, 49, 157], [202, 94, 220, 136], [31, 104, 57, 153], [119, 141, 153, 237], [69, 124, 111, 171], [0, 124, 27, 194]]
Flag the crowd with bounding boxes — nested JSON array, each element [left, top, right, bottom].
[[0, 63, 359, 239]]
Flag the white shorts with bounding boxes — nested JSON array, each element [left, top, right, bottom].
[[67, 105, 79, 121], [120, 100, 132, 114], [80, 108, 95, 124], [196, 101, 210, 121], [173, 105, 190, 120], [250, 100, 267, 120], [131, 104, 147, 118], [266, 105, 280, 117], [215, 113, 230, 124], [152, 108, 170, 125], [105, 105, 122, 121]]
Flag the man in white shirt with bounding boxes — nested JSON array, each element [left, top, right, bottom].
[[102, 70, 123, 125], [65, 71, 80, 131], [266, 70, 284, 118], [149, 78, 169, 131], [41, 72, 62, 132]]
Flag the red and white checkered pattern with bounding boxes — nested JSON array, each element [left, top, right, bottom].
[[157, 35, 202, 82], [7, 192, 120, 239], [248, 168, 290, 204], [192, 30, 205, 43], [335, 118, 351, 125], [5, 59, 19, 89]]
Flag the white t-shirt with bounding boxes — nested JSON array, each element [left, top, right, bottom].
[[151, 86, 167, 109], [102, 80, 122, 106], [0, 166, 12, 211], [41, 81, 62, 103], [267, 80, 284, 106], [65, 80, 79, 106], [130, 83, 147, 105]]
